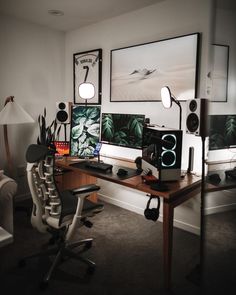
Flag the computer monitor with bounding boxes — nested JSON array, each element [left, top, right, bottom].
[[101, 113, 145, 149], [70, 105, 101, 157], [209, 114, 236, 150]]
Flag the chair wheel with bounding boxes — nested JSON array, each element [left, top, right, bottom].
[[39, 281, 49, 290], [85, 240, 92, 249], [18, 259, 26, 267], [87, 266, 95, 274]]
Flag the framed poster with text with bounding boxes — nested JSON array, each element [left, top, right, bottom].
[[73, 48, 102, 105]]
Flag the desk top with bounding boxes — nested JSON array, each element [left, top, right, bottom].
[[56, 157, 201, 201], [206, 170, 236, 192]]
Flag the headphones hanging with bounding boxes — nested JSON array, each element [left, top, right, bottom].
[[144, 195, 160, 221]]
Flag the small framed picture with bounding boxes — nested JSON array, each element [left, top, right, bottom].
[[211, 44, 229, 102], [73, 48, 102, 105]]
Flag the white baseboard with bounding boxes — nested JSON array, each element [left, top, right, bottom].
[[205, 203, 236, 215], [98, 193, 200, 235]]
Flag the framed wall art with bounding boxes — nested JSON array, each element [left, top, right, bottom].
[[73, 48, 102, 105], [110, 33, 199, 102], [211, 44, 229, 102]]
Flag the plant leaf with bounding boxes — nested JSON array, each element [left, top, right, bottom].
[[72, 125, 83, 139], [87, 123, 100, 137]]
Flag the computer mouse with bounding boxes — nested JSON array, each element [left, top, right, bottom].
[[117, 168, 128, 176]]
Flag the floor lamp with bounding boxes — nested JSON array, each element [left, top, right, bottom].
[[0, 96, 34, 177]]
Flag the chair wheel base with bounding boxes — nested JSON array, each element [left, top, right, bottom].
[[87, 266, 96, 274], [39, 281, 49, 290]]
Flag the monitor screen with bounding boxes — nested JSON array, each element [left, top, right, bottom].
[[209, 114, 236, 150], [101, 113, 145, 149], [70, 106, 101, 157]]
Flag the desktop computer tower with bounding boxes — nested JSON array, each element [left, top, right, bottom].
[[142, 126, 182, 181]]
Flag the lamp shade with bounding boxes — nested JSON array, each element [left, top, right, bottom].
[[79, 82, 95, 100], [161, 86, 172, 109], [0, 101, 34, 125]]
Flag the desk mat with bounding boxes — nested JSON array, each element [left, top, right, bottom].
[[69, 161, 139, 180]]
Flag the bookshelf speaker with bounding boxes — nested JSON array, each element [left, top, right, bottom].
[[56, 102, 71, 124], [186, 98, 208, 137]]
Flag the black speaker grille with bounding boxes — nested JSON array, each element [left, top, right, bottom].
[[56, 110, 68, 123], [58, 102, 66, 110], [189, 100, 197, 112], [186, 113, 199, 132]]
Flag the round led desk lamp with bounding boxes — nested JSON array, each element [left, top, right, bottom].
[[161, 86, 182, 130], [78, 82, 95, 104]]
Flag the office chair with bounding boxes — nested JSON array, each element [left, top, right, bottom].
[[20, 144, 104, 288]]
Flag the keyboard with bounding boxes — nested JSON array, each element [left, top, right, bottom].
[[85, 161, 113, 172], [225, 168, 236, 179]]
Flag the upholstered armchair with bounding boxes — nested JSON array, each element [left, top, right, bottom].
[[0, 172, 17, 234]]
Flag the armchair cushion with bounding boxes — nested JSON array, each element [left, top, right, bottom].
[[0, 174, 17, 234]]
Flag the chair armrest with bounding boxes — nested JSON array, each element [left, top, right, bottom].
[[0, 174, 17, 234], [71, 184, 100, 196]]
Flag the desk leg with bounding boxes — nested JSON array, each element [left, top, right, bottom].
[[163, 200, 174, 290]]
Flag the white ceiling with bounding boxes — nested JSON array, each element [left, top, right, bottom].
[[0, 0, 165, 32]]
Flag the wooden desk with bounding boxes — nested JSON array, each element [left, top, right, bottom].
[[56, 157, 201, 289]]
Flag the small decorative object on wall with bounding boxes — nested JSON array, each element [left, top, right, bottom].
[[110, 33, 199, 102], [70, 105, 101, 157], [211, 44, 229, 102], [73, 48, 102, 105]]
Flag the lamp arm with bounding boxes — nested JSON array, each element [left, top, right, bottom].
[[172, 97, 182, 130], [3, 123, 13, 177], [179, 103, 182, 130], [3, 96, 14, 176]]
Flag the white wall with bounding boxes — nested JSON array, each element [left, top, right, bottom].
[[65, 0, 213, 234], [0, 15, 65, 196]]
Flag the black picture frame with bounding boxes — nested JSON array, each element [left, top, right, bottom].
[[211, 44, 229, 102], [110, 33, 200, 102], [73, 48, 102, 105]]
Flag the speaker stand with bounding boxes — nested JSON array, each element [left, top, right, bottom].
[[63, 124, 67, 141]]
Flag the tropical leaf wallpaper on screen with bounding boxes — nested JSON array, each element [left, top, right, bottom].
[[101, 113, 144, 148], [70, 106, 100, 157]]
